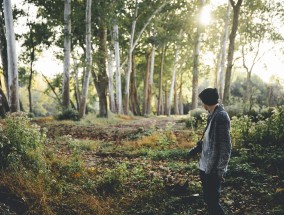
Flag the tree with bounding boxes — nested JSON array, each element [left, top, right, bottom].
[[92, 23, 108, 118], [113, 23, 123, 114], [0, 0, 8, 92], [191, 0, 206, 110], [147, 42, 155, 115], [167, 44, 179, 116], [157, 45, 166, 115], [79, 0, 92, 118], [62, 0, 71, 109], [124, 0, 168, 115], [107, 49, 116, 113], [223, 0, 243, 104], [3, 0, 19, 112], [239, 0, 282, 110], [219, 0, 231, 101], [143, 49, 151, 115]]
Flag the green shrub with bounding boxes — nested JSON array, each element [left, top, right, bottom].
[[56, 108, 79, 121], [96, 163, 128, 195], [231, 106, 284, 147], [0, 112, 47, 171]]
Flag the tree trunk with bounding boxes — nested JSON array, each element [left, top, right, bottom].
[[108, 49, 116, 113], [130, 53, 141, 116], [179, 75, 184, 115], [223, 0, 243, 104], [72, 55, 81, 110], [0, 87, 9, 117], [143, 49, 151, 115], [79, 0, 92, 118], [174, 81, 179, 115], [3, 0, 19, 112], [168, 45, 179, 116], [214, 38, 222, 88], [164, 83, 168, 115], [28, 60, 33, 113], [157, 45, 165, 115], [219, 0, 231, 101], [62, 0, 71, 109], [93, 25, 108, 118], [147, 44, 155, 115], [125, 1, 138, 115], [27, 24, 35, 113], [113, 24, 123, 114], [0, 2, 8, 93], [191, 0, 205, 110], [124, 1, 168, 115]]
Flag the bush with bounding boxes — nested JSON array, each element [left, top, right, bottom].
[[0, 112, 47, 171], [56, 108, 79, 121], [186, 108, 207, 129]]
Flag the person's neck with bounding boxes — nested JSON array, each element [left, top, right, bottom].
[[208, 104, 218, 114]]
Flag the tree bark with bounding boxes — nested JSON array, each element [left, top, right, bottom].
[[72, 55, 81, 110], [219, 0, 231, 101], [157, 45, 165, 115], [143, 49, 151, 115], [27, 24, 35, 113], [93, 25, 108, 118], [147, 44, 155, 115], [0, 87, 9, 117], [3, 0, 19, 112], [130, 53, 141, 116], [62, 0, 71, 109], [108, 49, 116, 113], [0, 1, 8, 93], [178, 75, 184, 115], [168, 45, 179, 116], [79, 0, 92, 118], [125, 0, 138, 115], [113, 24, 123, 114], [191, 0, 205, 110], [174, 81, 179, 115], [223, 0, 243, 104]]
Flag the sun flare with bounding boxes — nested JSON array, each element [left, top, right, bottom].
[[199, 5, 211, 26]]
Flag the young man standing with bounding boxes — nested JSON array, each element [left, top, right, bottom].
[[188, 88, 231, 215]]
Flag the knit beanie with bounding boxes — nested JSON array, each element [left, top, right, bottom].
[[199, 88, 219, 105]]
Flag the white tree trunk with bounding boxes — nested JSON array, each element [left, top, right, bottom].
[[191, 0, 205, 110], [62, 0, 71, 109], [72, 54, 80, 110], [219, 0, 231, 101], [4, 0, 19, 112], [108, 49, 116, 113], [79, 0, 92, 118], [179, 75, 184, 115], [168, 45, 179, 116], [147, 44, 155, 115], [113, 24, 123, 114], [125, 0, 138, 115]]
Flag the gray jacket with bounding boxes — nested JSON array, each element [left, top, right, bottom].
[[189, 105, 232, 177]]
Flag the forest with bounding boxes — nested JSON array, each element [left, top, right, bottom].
[[0, 0, 283, 214]]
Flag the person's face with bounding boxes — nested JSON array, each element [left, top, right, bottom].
[[203, 103, 209, 111]]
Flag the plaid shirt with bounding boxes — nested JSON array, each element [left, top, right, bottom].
[[189, 105, 232, 177]]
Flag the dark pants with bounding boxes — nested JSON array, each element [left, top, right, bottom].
[[199, 170, 225, 215]]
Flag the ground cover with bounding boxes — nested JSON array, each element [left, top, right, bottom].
[[0, 114, 283, 214]]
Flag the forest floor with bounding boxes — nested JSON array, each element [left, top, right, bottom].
[[1, 115, 283, 214], [41, 117, 283, 214]]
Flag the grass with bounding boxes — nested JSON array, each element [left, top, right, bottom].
[[0, 114, 283, 214]]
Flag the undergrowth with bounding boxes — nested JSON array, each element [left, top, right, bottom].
[[0, 108, 283, 214]]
